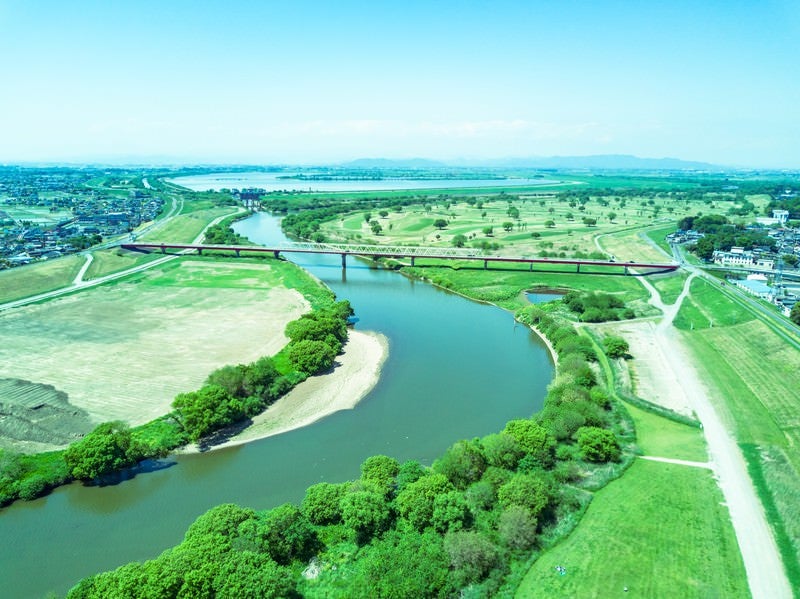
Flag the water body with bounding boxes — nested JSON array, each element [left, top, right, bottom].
[[1, 213, 553, 598], [169, 171, 557, 192]]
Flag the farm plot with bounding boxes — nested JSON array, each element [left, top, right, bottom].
[[0, 259, 309, 447]]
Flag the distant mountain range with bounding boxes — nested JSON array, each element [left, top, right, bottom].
[[340, 154, 721, 171]]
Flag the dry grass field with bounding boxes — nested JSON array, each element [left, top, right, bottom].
[[0, 259, 309, 441]]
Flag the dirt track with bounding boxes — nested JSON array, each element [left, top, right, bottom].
[[635, 273, 792, 599]]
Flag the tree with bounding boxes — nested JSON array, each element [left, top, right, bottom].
[[64, 422, 143, 480], [258, 503, 319, 565], [790, 303, 800, 326], [482, 226, 494, 236], [173, 385, 241, 442], [301, 482, 346, 525], [576, 426, 620, 462], [452, 234, 467, 248], [378, 210, 389, 218], [444, 530, 500, 587], [213, 552, 293, 599], [480, 432, 523, 470], [502, 221, 514, 232], [608, 211, 617, 222], [694, 236, 716, 260], [544, 220, 555, 228], [242, 356, 279, 400], [360, 455, 400, 491], [396, 472, 454, 530], [205, 364, 247, 398], [497, 473, 549, 519], [433, 218, 448, 230], [498, 505, 538, 550], [582, 217, 597, 226], [603, 335, 630, 359], [341, 490, 392, 544], [503, 419, 556, 467], [433, 439, 487, 489], [370, 220, 383, 235], [507, 206, 520, 219], [288, 339, 337, 374], [431, 491, 470, 533]]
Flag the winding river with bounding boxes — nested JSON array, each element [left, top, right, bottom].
[[1, 213, 553, 598]]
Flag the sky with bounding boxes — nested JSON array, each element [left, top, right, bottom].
[[1, 0, 799, 167]]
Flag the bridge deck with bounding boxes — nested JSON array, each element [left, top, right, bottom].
[[119, 242, 679, 274]]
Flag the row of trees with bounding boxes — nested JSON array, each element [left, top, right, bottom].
[[68, 301, 630, 598]]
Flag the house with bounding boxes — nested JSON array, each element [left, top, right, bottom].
[[734, 278, 773, 299], [773, 210, 790, 224]]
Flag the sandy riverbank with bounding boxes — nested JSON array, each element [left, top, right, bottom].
[[180, 329, 389, 453]]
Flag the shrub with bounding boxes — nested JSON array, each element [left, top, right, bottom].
[[576, 426, 621, 462], [287, 339, 337, 374]]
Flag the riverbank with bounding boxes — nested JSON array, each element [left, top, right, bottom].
[[179, 330, 389, 453]]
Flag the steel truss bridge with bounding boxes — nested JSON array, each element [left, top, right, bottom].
[[119, 241, 679, 275]]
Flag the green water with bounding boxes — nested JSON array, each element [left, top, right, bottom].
[[1, 213, 553, 597]]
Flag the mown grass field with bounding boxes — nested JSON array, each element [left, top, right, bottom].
[[321, 193, 709, 265], [517, 459, 748, 599], [0, 254, 84, 303], [676, 278, 800, 590]]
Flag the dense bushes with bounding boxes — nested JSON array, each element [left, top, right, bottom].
[[563, 290, 635, 322]]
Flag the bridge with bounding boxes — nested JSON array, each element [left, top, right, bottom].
[[119, 241, 680, 276]]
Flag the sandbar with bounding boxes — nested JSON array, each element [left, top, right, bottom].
[[181, 329, 388, 453]]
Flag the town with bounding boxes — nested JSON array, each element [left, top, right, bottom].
[[0, 167, 164, 267]]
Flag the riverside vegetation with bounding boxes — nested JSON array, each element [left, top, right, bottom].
[[66, 294, 635, 598]]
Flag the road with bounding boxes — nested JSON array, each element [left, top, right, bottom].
[[0, 208, 244, 313]]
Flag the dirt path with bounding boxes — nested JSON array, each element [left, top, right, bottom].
[[639, 455, 711, 469], [638, 272, 791, 598]]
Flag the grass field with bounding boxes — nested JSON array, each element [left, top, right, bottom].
[[84, 248, 165, 280], [598, 224, 674, 264], [139, 206, 235, 243], [649, 271, 689, 305], [517, 459, 748, 599], [320, 193, 704, 266], [0, 257, 322, 436], [0, 255, 84, 303], [676, 279, 800, 590]]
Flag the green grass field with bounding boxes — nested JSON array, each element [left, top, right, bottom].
[[139, 206, 235, 243], [676, 280, 800, 590], [0, 255, 84, 303], [649, 271, 689, 305], [84, 248, 165, 280], [517, 459, 748, 599]]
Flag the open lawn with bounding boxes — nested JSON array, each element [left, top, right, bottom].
[[625, 403, 707, 462], [648, 271, 689, 305], [140, 206, 235, 243], [320, 193, 704, 266], [598, 223, 674, 263], [517, 459, 748, 599], [84, 248, 165, 280], [0, 255, 84, 303], [0, 258, 320, 446]]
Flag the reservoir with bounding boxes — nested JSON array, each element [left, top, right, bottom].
[[169, 171, 557, 193], [1, 213, 553, 598]]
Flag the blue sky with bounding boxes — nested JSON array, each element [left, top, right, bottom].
[[1, 0, 798, 167]]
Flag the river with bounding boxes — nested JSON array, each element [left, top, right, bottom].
[[1, 213, 553, 598]]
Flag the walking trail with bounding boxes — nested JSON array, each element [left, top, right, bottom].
[[636, 272, 792, 599]]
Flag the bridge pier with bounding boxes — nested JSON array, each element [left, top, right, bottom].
[[197, 248, 203, 255], [234, 249, 240, 257], [411, 257, 415, 267], [341, 253, 347, 269], [484, 259, 488, 269], [160, 244, 166, 254], [624, 265, 629, 275], [273, 250, 280, 260], [576, 263, 580, 273]]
